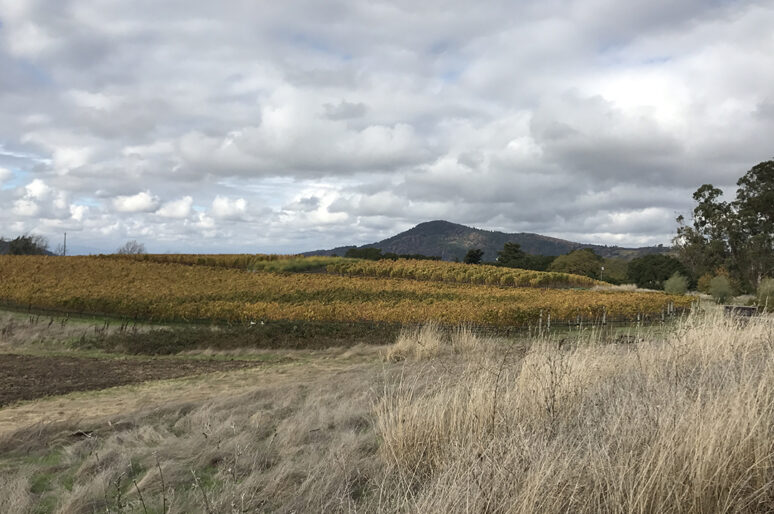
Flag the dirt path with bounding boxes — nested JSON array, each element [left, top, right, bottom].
[[0, 353, 262, 407]]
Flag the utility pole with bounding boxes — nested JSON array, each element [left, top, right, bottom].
[[63, 232, 67, 256]]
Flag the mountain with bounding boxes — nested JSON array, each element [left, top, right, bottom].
[[303, 220, 671, 262]]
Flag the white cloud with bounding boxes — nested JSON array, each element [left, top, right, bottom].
[[0, 167, 11, 183], [112, 191, 160, 213], [156, 196, 193, 218], [25, 178, 52, 199], [211, 196, 247, 219], [11, 179, 72, 220]]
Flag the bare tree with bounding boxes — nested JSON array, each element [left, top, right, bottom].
[[116, 240, 147, 255]]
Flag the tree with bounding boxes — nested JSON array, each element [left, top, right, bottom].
[[495, 242, 555, 271], [674, 160, 774, 291], [674, 185, 732, 280], [463, 248, 484, 264], [497, 242, 526, 267], [732, 160, 774, 288], [627, 254, 688, 290], [116, 240, 146, 255], [600, 258, 629, 284], [548, 248, 603, 279], [8, 234, 49, 255]]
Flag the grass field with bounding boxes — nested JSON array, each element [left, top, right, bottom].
[[1, 309, 773, 513]]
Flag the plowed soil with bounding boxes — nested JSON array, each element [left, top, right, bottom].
[[0, 354, 260, 407]]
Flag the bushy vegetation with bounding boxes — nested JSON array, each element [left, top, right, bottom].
[[757, 277, 774, 311], [663, 272, 689, 294], [0, 235, 49, 255], [697, 272, 714, 293], [548, 248, 603, 279], [710, 275, 734, 303]]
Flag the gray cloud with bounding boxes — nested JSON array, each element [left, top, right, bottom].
[[1, 0, 772, 253]]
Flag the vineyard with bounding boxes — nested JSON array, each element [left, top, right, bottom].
[[103, 252, 342, 272], [0, 256, 691, 327], [326, 258, 602, 288], [107, 253, 601, 288]]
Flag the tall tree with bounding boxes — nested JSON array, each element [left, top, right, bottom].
[[496, 242, 527, 267], [674, 160, 774, 291], [732, 160, 774, 287]]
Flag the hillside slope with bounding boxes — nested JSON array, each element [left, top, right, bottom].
[[304, 220, 669, 261]]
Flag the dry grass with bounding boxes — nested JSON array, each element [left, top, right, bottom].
[[382, 323, 499, 362], [377, 312, 774, 513], [1, 312, 773, 513], [0, 361, 388, 513]]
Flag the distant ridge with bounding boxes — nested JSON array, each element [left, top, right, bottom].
[[302, 220, 670, 262]]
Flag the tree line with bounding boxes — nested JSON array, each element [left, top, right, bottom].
[[459, 159, 773, 304]]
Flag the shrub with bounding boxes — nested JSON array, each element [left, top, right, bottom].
[[697, 273, 713, 294], [664, 272, 689, 294], [758, 278, 774, 311], [710, 275, 734, 304]]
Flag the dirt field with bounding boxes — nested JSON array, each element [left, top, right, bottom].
[[0, 353, 262, 407]]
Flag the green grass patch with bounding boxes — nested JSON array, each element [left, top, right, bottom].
[[70, 320, 401, 355]]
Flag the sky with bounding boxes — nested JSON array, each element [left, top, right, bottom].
[[1, 0, 773, 255]]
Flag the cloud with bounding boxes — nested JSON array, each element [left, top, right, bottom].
[[177, 116, 429, 177], [211, 195, 247, 219], [156, 196, 193, 218], [11, 178, 72, 220], [112, 191, 160, 213], [323, 100, 367, 120], [0, 0, 772, 252]]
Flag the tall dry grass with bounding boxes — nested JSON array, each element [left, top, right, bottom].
[[376, 312, 774, 513]]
